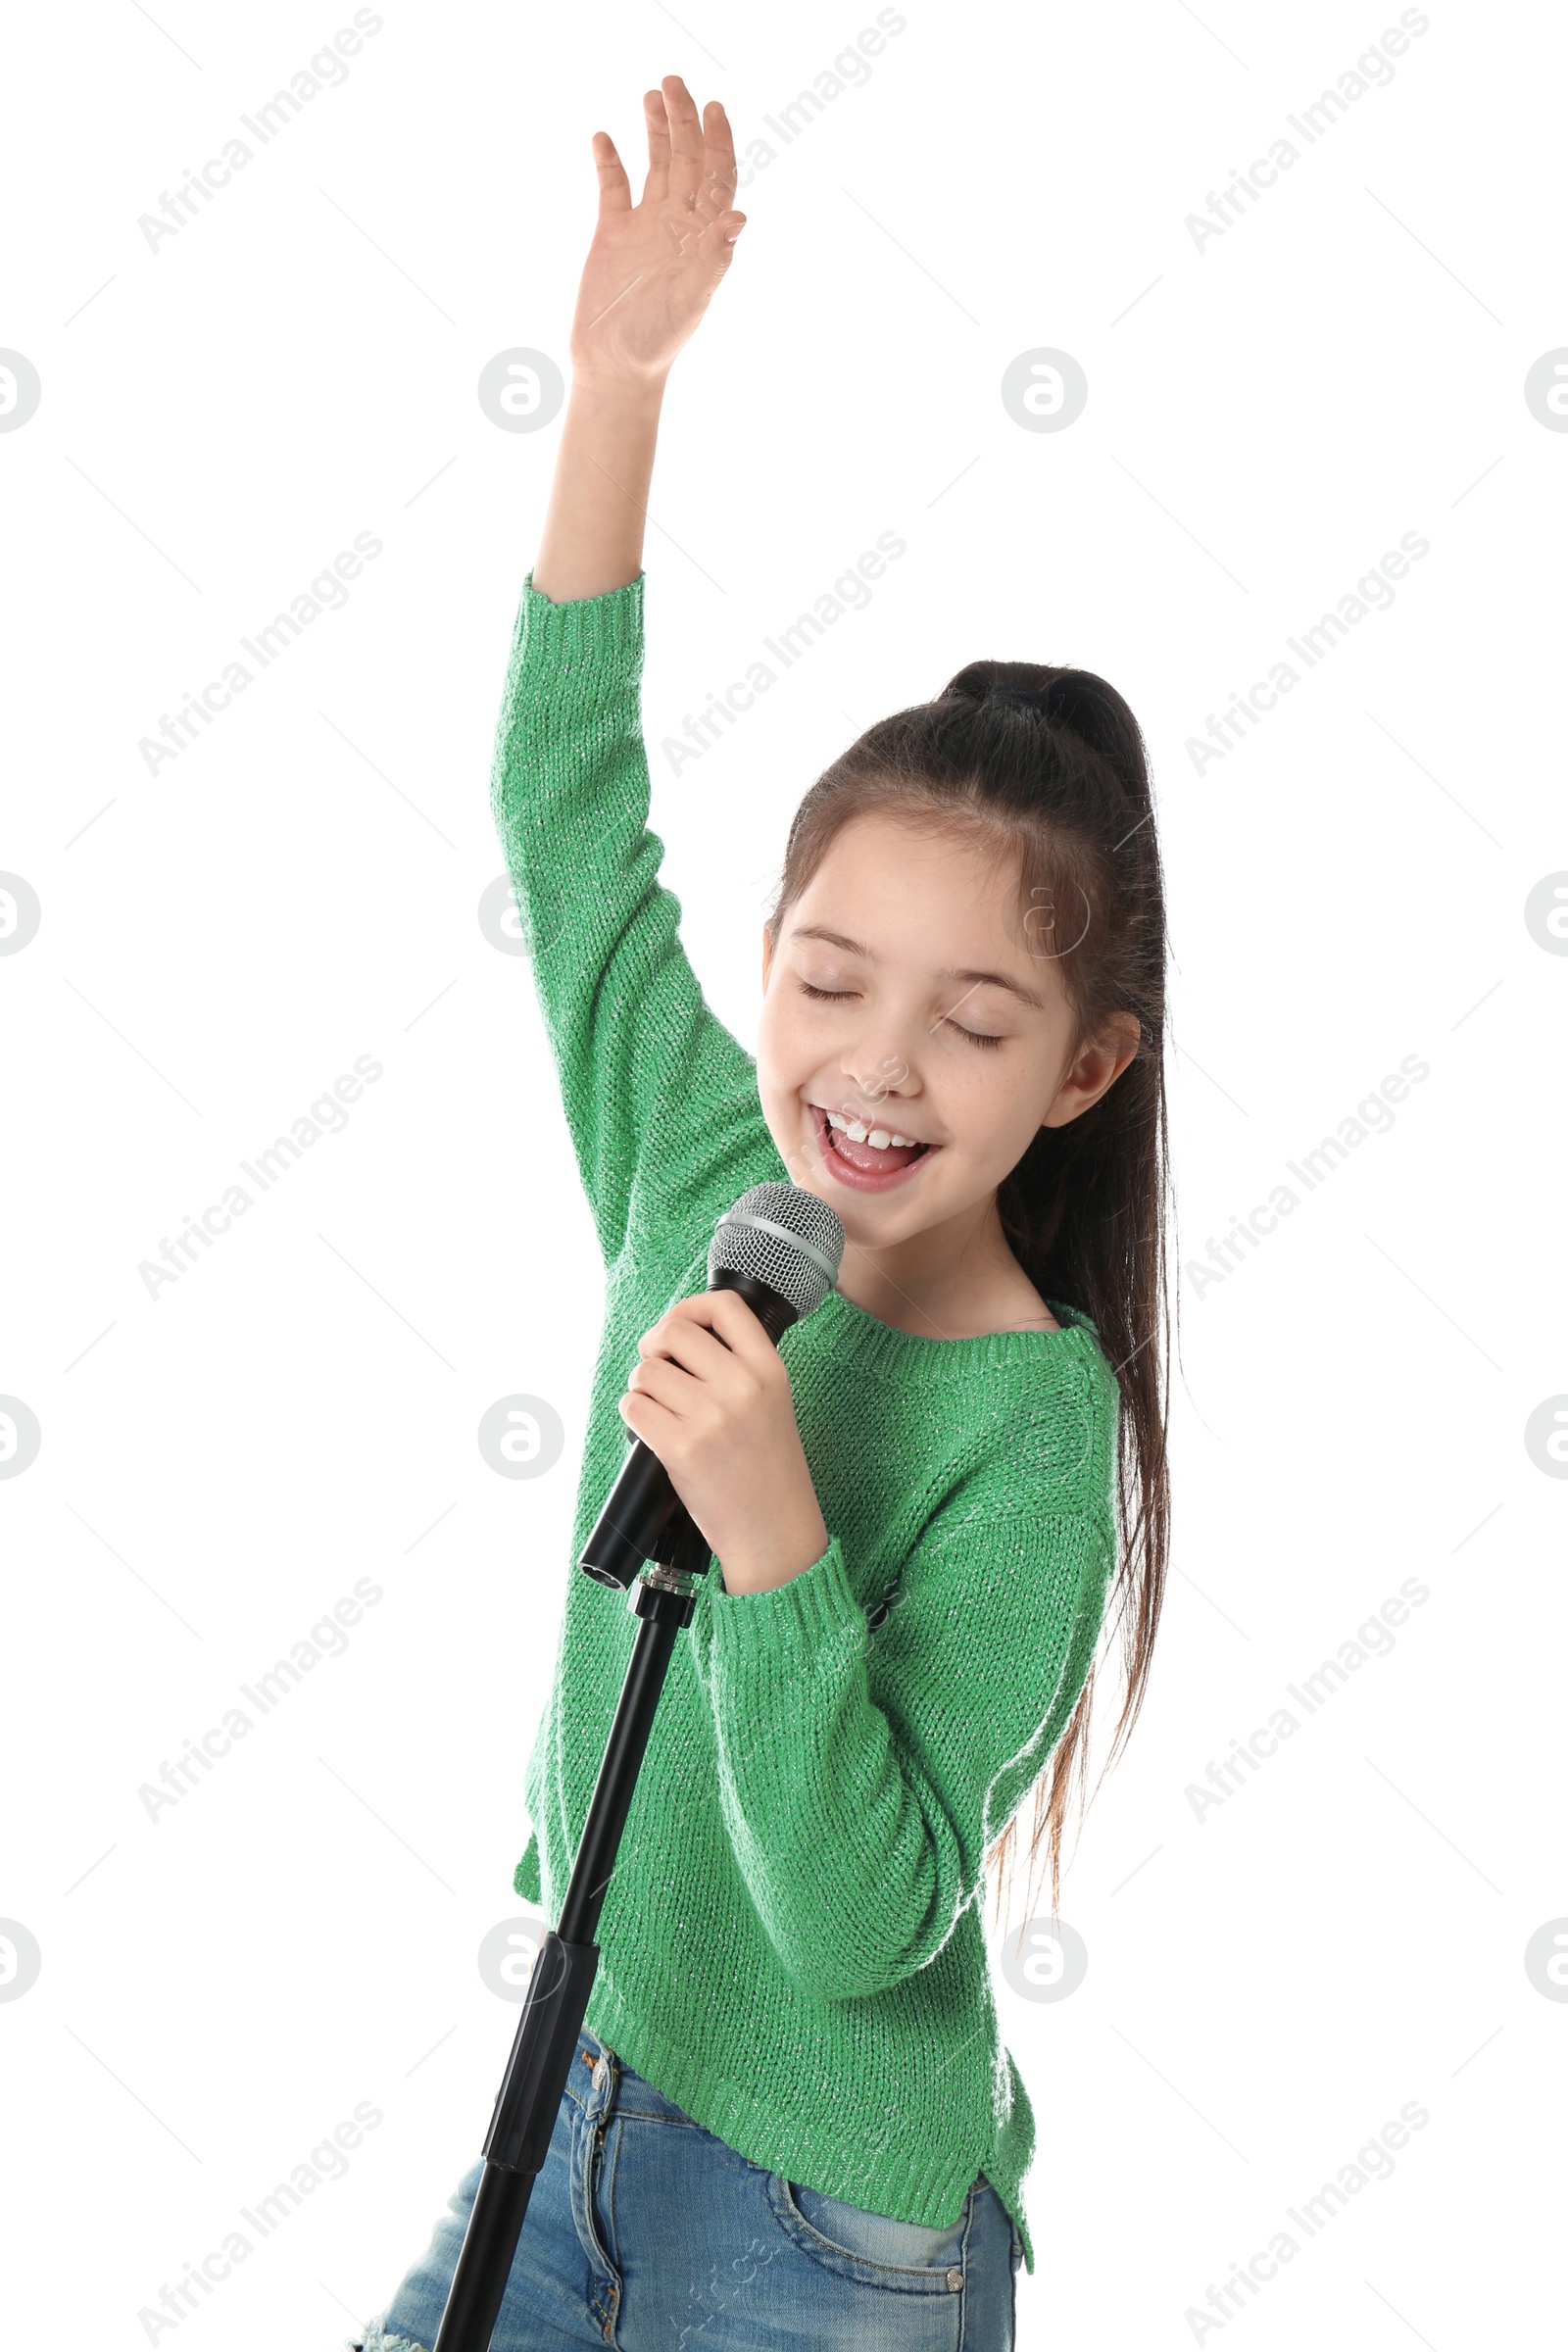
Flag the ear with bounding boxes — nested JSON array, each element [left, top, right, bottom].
[[760, 920, 773, 990], [1039, 1011, 1142, 1130]]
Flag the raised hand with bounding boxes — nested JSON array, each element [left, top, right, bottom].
[[569, 74, 747, 388]]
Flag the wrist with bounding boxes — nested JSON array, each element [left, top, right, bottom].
[[718, 1507, 830, 1596], [568, 367, 670, 409]]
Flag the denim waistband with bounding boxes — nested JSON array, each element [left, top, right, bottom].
[[567, 2027, 1002, 2228], [564, 2025, 695, 2126]]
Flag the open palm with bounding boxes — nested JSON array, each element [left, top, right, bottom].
[[569, 74, 747, 384]]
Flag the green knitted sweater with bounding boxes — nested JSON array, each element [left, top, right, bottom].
[[488, 565, 1120, 2278]]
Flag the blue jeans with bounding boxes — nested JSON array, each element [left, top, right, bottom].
[[348, 2027, 1021, 2350]]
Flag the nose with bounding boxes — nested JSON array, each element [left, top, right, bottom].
[[837, 1047, 916, 1117]]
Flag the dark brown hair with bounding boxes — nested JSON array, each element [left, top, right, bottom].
[[764, 656, 1175, 1928]]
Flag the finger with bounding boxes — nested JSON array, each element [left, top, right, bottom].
[[688, 205, 747, 271], [625, 1351, 708, 1421], [637, 1310, 736, 1383], [659, 1288, 775, 1371], [660, 73, 706, 210], [703, 1287, 778, 1360], [618, 1386, 678, 1448], [640, 83, 672, 206], [590, 128, 632, 218], [695, 96, 738, 222]]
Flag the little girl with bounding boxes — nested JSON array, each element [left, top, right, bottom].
[[351, 73, 1171, 2352]]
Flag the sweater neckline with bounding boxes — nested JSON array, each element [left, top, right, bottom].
[[811, 1283, 1103, 1373]]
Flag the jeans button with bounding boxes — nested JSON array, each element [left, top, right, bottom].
[[946, 2267, 964, 2291]]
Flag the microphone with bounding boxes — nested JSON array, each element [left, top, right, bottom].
[[577, 1182, 846, 1590]]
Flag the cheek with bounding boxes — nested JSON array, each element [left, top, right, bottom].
[[946, 1054, 1049, 1155], [754, 999, 783, 1087], [756, 993, 812, 1090], [754, 1006, 800, 1128]]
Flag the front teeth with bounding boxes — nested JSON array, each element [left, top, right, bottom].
[[826, 1110, 917, 1150]]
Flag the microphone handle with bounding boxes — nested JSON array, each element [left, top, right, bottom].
[[575, 1270, 797, 1590]]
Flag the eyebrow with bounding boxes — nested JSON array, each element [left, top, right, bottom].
[[788, 923, 1047, 1013]]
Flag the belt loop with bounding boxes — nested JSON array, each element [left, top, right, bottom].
[[578, 2033, 618, 2114]]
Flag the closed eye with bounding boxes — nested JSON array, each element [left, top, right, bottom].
[[798, 980, 1004, 1051]]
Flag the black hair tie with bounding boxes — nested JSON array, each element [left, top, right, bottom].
[[988, 683, 1057, 715]]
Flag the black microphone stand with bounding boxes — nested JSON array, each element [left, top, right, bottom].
[[430, 1267, 797, 2352]]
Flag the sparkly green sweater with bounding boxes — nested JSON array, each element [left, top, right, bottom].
[[488, 566, 1120, 2278]]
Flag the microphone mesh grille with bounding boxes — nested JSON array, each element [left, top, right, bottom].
[[708, 1183, 846, 1320]]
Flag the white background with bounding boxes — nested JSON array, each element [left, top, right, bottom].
[[3, 1, 1564, 2345]]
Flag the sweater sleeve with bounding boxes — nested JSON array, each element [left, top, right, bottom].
[[683, 1509, 1112, 2004], [513, 1827, 542, 1907], [488, 568, 769, 1267]]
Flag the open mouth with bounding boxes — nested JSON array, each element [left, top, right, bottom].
[[808, 1102, 937, 1192]]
